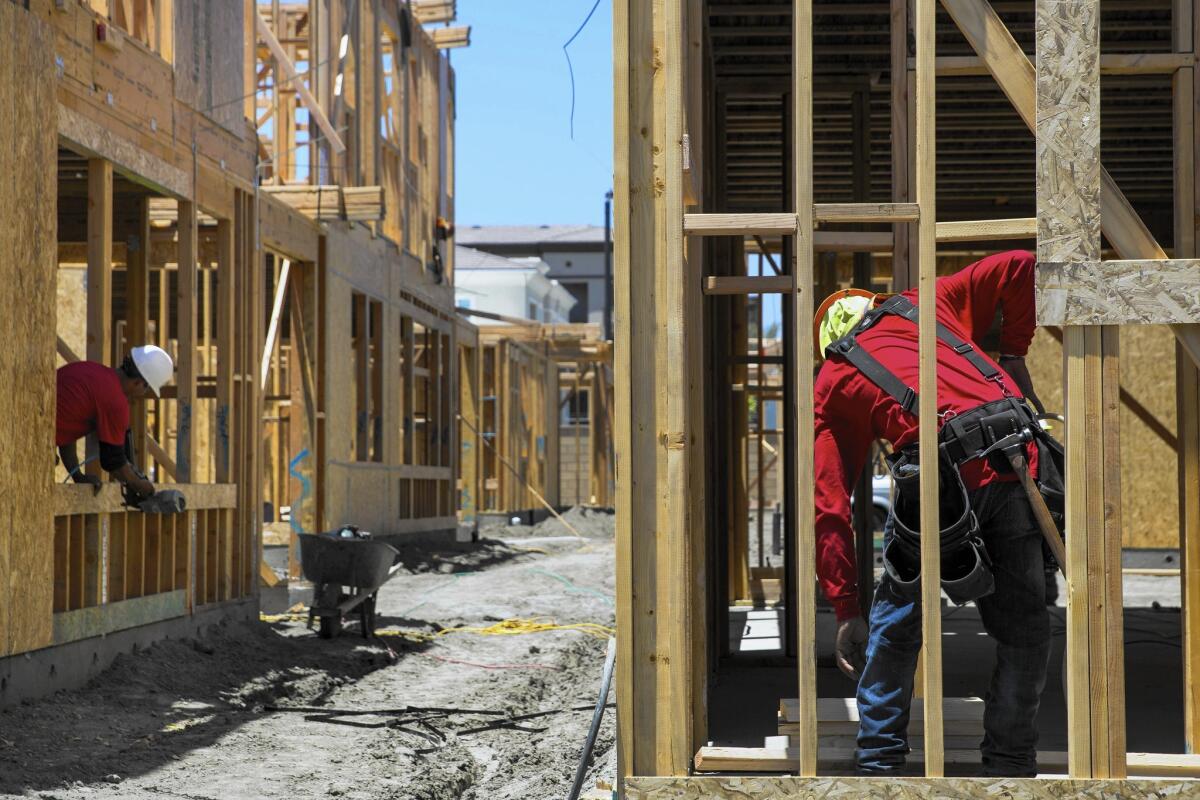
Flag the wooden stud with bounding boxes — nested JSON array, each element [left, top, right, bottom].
[[793, 0, 818, 779], [915, 0, 943, 777], [934, 218, 1037, 243], [87, 159, 113, 368], [109, 512, 126, 603], [215, 217, 235, 483], [176, 201, 198, 482], [812, 203, 920, 224], [83, 514, 102, 607], [53, 518, 69, 613], [127, 195, 150, 472]]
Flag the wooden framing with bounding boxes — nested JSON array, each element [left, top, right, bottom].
[[3, 0, 471, 680], [616, 0, 1200, 792]]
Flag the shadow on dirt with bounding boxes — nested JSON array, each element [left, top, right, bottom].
[[0, 618, 421, 796]]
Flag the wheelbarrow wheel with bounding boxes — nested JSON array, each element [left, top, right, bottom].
[[318, 613, 342, 639]]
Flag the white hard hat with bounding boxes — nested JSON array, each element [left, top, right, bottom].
[[130, 345, 174, 397]]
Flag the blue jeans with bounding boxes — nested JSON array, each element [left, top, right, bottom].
[[856, 481, 1051, 776]]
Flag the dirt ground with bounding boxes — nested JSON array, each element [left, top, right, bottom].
[[0, 507, 618, 800]]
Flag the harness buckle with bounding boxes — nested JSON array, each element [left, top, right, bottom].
[[953, 342, 973, 354], [900, 387, 917, 414], [987, 373, 1014, 398]]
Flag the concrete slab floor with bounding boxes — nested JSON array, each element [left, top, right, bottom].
[[713, 578, 1186, 758]]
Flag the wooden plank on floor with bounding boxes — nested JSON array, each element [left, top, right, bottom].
[[629, 774, 1200, 797]]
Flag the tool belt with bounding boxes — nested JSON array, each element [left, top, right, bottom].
[[827, 295, 1066, 605]]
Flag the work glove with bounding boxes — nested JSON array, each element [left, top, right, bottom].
[[835, 616, 869, 681], [73, 473, 103, 496]]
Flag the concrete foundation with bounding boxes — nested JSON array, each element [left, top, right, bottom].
[[0, 598, 257, 707]]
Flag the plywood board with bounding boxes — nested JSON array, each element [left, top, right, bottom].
[[1037, 260, 1200, 325], [626, 776, 1200, 798], [1, 3, 57, 656], [1036, 0, 1101, 263]]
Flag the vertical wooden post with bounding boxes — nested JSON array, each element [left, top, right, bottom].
[[730, 287, 750, 602], [1177, 0, 1200, 753], [1037, 0, 1125, 777], [614, 0, 695, 777], [914, 0, 944, 777], [87, 159, 113, 369], [792, 0, 818, 779], [371, 302, 384, 461], [891, 0, 911, 289], [354, 293, 369, 461], [215, 214, 236, 484], [127, 195, 151, 472], [176, 200, 198, 482], [86, 159, 114, 480]]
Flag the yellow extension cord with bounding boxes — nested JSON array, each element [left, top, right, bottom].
[[259, 610, 614, 643], [377, 617, 614, 643]]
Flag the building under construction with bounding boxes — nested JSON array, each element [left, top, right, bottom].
[[615, 0, 1200, 795]]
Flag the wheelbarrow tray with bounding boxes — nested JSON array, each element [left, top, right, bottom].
[[298, 532, 400, 591]]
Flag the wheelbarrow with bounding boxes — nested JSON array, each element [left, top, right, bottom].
[[298, 530, 402, 639]]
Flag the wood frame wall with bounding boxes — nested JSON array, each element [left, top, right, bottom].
[[615, 0, 1200, 791]]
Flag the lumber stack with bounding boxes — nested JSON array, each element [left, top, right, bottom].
[[261, 185, 384, 222], [412, 0, 455, 25], [431, 26, 470, 50]]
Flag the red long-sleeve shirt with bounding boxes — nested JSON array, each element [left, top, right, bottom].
[[814, 250, 1040, 621]]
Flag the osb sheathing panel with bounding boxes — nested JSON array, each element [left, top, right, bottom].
[[1035, 0, 1100, 264], [0, 4, 58, 656], [624, 777, 1200, 799], [1036, 260, 1200, 326], [174, 2, 245, 135], [56, 266, 88, 365], [1027, 326, 1179, 549], [29, 0, 255, 199]]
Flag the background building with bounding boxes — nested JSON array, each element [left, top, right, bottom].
[[457, 225, 608, 327], [455, 245, 577, 324]]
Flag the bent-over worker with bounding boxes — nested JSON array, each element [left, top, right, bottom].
[[813, 250, 1055, 776], [56, 345, 175, 501]]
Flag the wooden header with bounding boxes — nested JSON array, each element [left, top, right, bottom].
[[54, 483, 238, 517]]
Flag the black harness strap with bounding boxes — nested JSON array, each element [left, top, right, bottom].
[[824, 295, 1004, 414]]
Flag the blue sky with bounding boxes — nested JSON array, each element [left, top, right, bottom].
[[450, 1, 613, 227]]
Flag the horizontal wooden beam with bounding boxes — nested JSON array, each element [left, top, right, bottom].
[[683, 215, 894, 252], [54, 483, 238, 516], [935, 217, 1037, 242], [813, 202, 920, 223], [684, 213, 797, 235], [814, 231, 894, 253], [1037, 259, 1200, 325], [910, 53, 1195, 76], [53, 590, 186, 645], [704, 275, 794, 295], [692, 746, 1200, 777]]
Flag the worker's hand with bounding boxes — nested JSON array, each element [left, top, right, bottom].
[[73, 473, 103, 496], [835, 616, 869, 681], [1001, 357, 1046, 416], [132, 477, 155, 500]]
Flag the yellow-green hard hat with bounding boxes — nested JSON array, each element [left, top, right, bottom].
[[818, 294, 872, 354]]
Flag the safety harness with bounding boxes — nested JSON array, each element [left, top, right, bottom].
[[826, 295, 1064, 604]]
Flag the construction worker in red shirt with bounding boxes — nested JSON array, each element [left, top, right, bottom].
[[56, 345, 175, 500], [813, 250, 1060, 777]]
